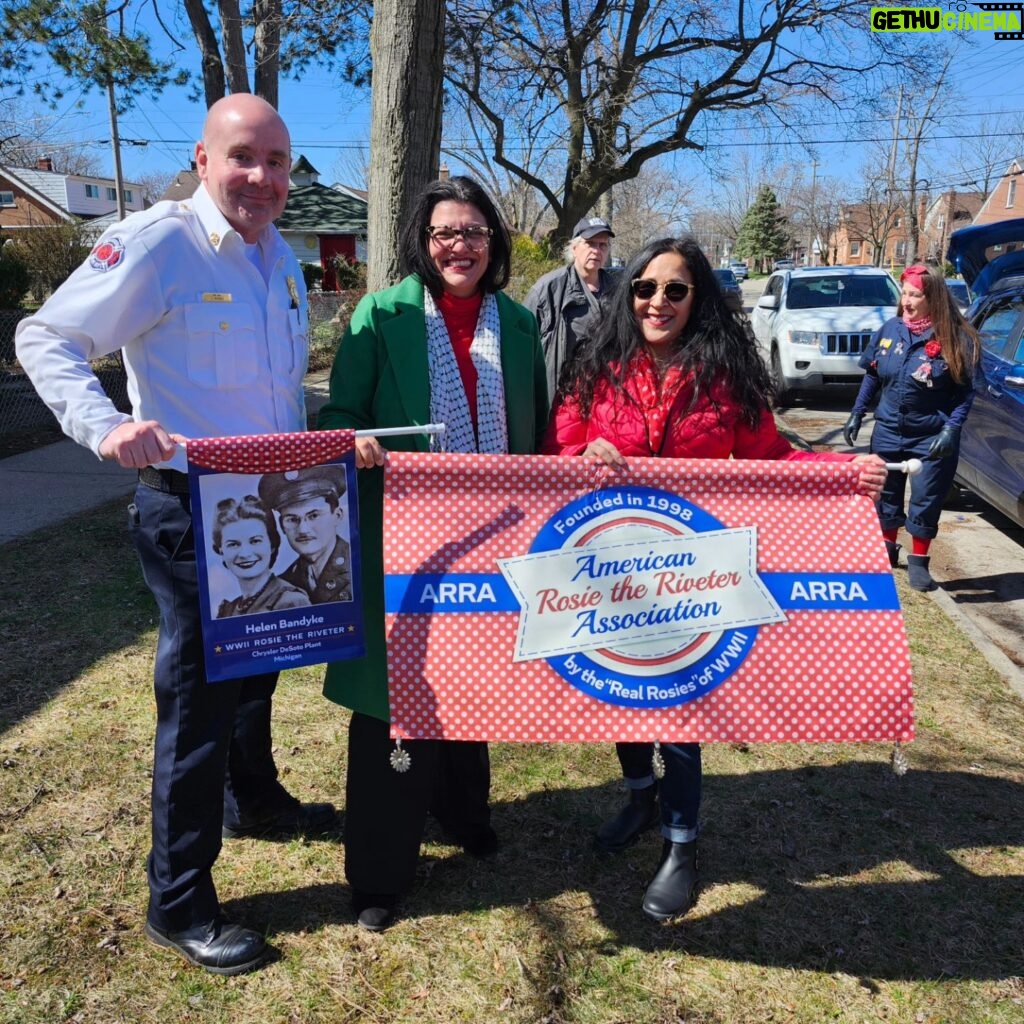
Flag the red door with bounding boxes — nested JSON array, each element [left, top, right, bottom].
[[319, 236, 356, 291]]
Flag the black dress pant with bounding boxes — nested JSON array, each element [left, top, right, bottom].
[[344, 712, 491, 895], [129, 483, 296, 930]]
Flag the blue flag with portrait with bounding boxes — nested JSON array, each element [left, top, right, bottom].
[[187, 430, 364, 682]]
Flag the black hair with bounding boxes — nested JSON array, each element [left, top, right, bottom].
[[212, 495, 281, 563], [559, 237, 774, 426], [398, 175, 512, 296]]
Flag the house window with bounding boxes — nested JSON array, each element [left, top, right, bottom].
[[123, 189, 133, 203], [894, 216, 901, 227], [849, 240, 861, 257], [894, 241, 907, 261], [1008, 179, 1017, 207], [85, 184, 100, 198], [106, 187, 117, 201], [0, 190, 14, 207]]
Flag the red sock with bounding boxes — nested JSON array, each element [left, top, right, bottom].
[[911, 537, 930, 556], [882, 528, 899, 543]]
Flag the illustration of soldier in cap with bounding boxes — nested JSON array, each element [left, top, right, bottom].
[[258, 465, 353, 604]]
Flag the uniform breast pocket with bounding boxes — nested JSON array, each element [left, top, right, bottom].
[[183, 303, 259, 389], [289, 307, 309, 375]]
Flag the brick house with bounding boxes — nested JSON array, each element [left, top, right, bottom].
[[972, 158, 1024, 226]]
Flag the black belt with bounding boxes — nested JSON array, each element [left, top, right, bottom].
[[139, 466, 190, 494]]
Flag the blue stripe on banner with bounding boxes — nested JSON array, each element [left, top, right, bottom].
[[761, 573, 901, 610], [385, 573, 520, 613], [385, 572, 899, 614]]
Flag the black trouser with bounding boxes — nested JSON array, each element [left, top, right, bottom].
[[129, 482, 296, 930], [344, 712, 491, 895]]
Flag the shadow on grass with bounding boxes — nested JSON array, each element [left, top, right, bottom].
[[230, 763, 1024, 983], [0, 498, 155, 732]]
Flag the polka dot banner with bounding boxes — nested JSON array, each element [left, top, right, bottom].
[[188, 428, 355, 473], [383, 452, 914, 745]]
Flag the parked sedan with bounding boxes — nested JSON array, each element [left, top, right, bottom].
[[773, 258, 796, 271], [728, 259, 749, 281], [750, 266, 900, 402], [712, 268, 744, 313], [946, 218, 1024, 527]]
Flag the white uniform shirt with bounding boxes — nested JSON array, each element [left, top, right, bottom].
[[16, 184, 309, 471]]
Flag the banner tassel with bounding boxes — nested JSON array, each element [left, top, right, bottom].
[[651, 740, 666, 780], [390, 738, 412, 773], [890, 740, 908, 776]]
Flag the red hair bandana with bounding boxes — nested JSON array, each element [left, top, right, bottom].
[[899, 264, 928, 292]]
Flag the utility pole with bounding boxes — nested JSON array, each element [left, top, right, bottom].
[[106, 79, 126, 221], [807, 160, 817, 267]]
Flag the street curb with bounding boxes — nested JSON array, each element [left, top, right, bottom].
[[928, 583, 1024, 702]]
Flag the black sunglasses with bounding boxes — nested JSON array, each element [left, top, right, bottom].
[[630, 278, 693, 302]]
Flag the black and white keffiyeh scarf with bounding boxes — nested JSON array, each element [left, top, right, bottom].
[[423, 289, 509, 455]]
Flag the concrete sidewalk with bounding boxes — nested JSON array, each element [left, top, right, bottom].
[[0, 372, 332, 545]]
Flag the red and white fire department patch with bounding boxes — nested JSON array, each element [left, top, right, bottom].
[[88, 238, 126, 272]]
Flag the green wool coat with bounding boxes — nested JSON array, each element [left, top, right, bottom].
[[317, 274, 550, 721]]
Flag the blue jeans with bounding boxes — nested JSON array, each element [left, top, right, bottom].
[[615, 741, 701, 843], [129, 483, 294, 929]]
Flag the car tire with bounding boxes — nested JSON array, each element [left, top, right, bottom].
[[770, 347, 792, 407]]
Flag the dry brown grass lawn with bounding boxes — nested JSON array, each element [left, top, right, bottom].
[[1, 499, 1023, 1023]]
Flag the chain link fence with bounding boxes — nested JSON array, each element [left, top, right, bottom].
[[0, 292, 359, 444]]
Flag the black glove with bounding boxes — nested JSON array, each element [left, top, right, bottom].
[[927, 424, 960, 459], [842, 412, 864, 447]]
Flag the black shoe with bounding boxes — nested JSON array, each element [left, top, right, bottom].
[[222, 801, 338, 840], [642, 840, 698, 922], [442, 822, 499, 858], [144, 917, 268, 975], [907, 554, 935, 592], [595, 786, 658, 853], [884, 540, 901, 568], [351, 890, 398, 932]]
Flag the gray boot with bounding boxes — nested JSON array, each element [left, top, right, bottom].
[[884, 540, 901, 568], [907, 554, 935, 591]]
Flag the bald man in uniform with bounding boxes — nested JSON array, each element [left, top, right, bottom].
[[16, 94, 335, 975], [259, 466, 353, 604]]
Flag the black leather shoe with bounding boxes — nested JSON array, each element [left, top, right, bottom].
[[352, 890, 398, 932], [442, 822, 499, 858], [642, 840, 698, 921], [144, 918, 268, 975], [595, 786, 658, 853], [223, 801, 338, 840]]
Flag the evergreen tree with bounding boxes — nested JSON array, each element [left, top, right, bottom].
[[733, 186, 791, 273]]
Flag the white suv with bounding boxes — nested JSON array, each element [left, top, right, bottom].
[[750, 266, 900, 401]]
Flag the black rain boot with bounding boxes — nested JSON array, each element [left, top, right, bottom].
[[594, 785, 658, 853], [642, 840, 698, 921], [907, 554, 935, 592], [884, 540, 901, 568]]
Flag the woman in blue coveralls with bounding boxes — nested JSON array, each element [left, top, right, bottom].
[[843, 264, 980, 591]]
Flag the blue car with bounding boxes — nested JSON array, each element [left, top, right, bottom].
[[946, 218, 1024, 527]]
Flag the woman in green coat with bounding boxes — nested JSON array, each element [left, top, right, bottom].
[[318, 176, 549, 931]]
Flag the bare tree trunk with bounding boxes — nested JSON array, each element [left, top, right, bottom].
[[218, 0, 251, 94], [252, 0, 282, 107], [367, 0, 445, 292], [183, 0, 227, 106]]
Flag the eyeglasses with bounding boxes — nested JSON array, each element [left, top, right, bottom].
[[426, 225, 492, 249], [631, 278, 693, 302]]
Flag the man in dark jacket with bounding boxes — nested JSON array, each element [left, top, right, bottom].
[[525, 216, 617, 398]]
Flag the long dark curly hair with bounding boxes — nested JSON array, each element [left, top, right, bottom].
[[558, 237, 774, 427]]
